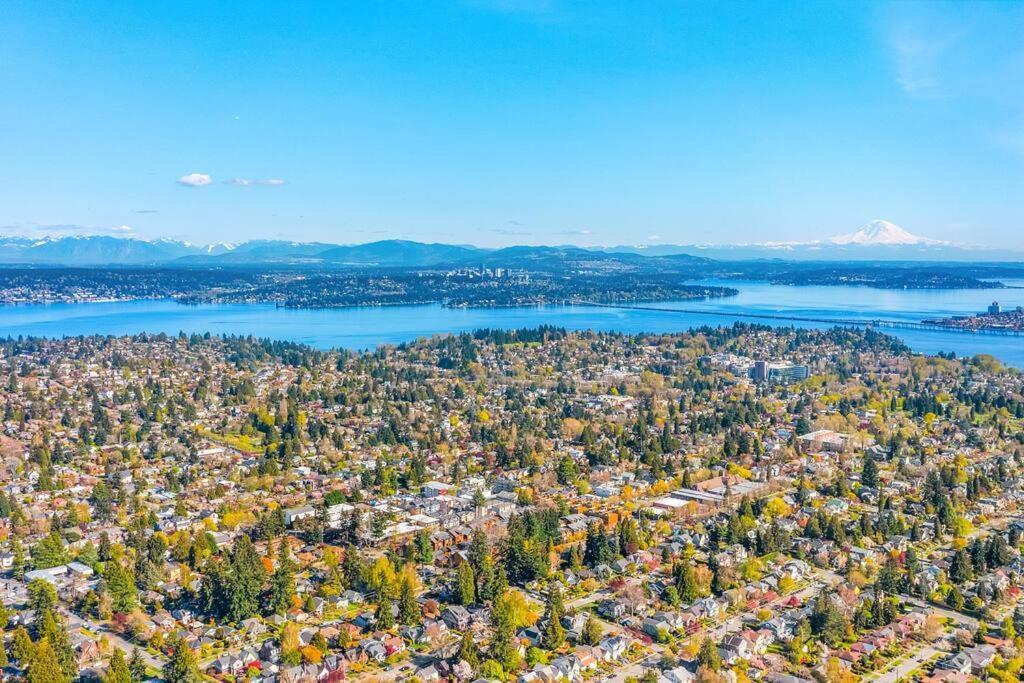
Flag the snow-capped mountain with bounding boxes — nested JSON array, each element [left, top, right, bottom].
[[830, 220, 944, 246]]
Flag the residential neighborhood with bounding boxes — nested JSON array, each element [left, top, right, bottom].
[[0, 325, 1022, 683]]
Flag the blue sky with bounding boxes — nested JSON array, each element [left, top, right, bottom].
[[1, 1, 1021, 247]]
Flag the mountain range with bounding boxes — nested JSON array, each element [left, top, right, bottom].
[[0, 221, 1016, 266]]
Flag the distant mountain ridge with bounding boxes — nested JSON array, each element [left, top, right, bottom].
[[0, 220, 1016, 266]]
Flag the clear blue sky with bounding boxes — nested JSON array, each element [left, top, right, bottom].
[[1, 1, 1021, 247]]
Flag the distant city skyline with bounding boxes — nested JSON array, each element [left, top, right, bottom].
[[1, 1, 1022, 248]]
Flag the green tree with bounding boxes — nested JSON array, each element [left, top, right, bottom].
[[268, 539, 296, 614], [27, 638, 67, 683], [490, 589, 522, 671], [673, 560, 700, 603], [228, 534, 265, 621], [27, 579, 58, 615], [949, 549, 974, 585], [163, 636, 201, 683], [457, 561, 477, 605], [105, 649, 132, 683], [698, 637, 721, 669], [398, 573, 420, 626], [12, 626, 34, 664], [877, 556, 901, 594], [809, 593, 849, 647], [542, 582, 566, 650], [946, 586, 965, 611], [376, 592, 395, 630], [861, 457, 879, 489], [106, 561, 138, 613], [39, 609, 77, 681], [30, 531, 68, 570], [128, 648, 147, 683], [413, 529, 434, 564], [582, 614, 602, 646], [480, 660, 505, 680], [477, 555, 497, 603], [457, 630, 479, 668]]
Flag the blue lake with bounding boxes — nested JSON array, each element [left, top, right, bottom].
[[0, 280, 1021, 367]]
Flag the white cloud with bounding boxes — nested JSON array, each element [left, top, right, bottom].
[[647, 234, 662, 241], [224, 178, 287, 187], [178, 172, 213, 187]]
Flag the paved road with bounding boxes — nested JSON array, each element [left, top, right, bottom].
[[897, 595, 979, 629], [63, 609, 166, 670], [871, 645, 940, 683]]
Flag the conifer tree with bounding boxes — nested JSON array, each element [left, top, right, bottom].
[[268, 539, 296, 614], [163, 636, 202, 683], [28, 638, 66, 683], [105, 649, 132, 683], [543, 582, 565, 650]]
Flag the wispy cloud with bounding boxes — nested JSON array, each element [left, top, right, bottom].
[[886, 26, 962, 96], [178, 172, 213, 187], [224, 178, 287, 187], [647, 234, 661, 241], [491, 227, 532, 236], [559, 228, 592, 236], [135, 209, 159, 214], [0, 223, 137, 238], [879, 3, 1024, 154]]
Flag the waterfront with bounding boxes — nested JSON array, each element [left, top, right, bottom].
[[0, 280, 1021, 366]]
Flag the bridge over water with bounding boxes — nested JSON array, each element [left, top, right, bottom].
[[576, 302, 1024, 338]]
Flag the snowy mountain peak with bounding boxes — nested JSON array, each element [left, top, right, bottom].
[[830, 220, 943, 246]]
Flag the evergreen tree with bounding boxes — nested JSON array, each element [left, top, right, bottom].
[[861, 457, 879, 488], [490, 590, 521, 671], [582, 614, 602, 646], [106, 561, 138, 613], [128, 648, 147, 683], [697, 637, 721, 669], [163, 636, 202, 683], [268, 539, 296, 614], [456, 561, 477, 605], [11, 537, 26, 580], [946, 586, 965, 611], [477, 555, 497, 603], [398, 573, 420, 626], [457, 630, 479, 668], [27, 579, 58, 615], [105, 649, 132, 683], [39, 609, 77, 682], [376, 593, 395, 630], [673, 560, 700, 603], [949, 549, 974, 585], [12, 626, 33, 664], [28, 638, 67, 683], [30, 531, 68, 570], [228, 534, 265, 621], [543, 582, 566, 650], [877, 556, 901, 594], [468, 529, 489, 574]]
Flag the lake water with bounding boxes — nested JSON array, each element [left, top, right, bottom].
[[0, 280, 1021, 366]]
